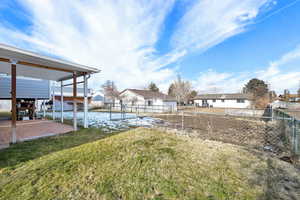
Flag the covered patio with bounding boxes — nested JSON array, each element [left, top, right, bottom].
[[0, 43, 99, 147]]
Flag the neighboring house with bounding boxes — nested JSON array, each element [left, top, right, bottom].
[[0, 75, 50, 111], [193, 93, 253, 109], [90, 94, 105, 108], [52, 86, 92, 111], [119, 89, 177, 112], [278, 94, 300, 103], [271, 100, 300, 110]]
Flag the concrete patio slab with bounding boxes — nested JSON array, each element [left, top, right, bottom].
[[0, 120, 73, 149]]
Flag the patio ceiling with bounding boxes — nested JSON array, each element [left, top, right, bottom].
[[0, 43, 100, 81]]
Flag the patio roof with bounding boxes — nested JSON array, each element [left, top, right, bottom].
[[0, 43, 100, 81], [0, 43, 98, 144]]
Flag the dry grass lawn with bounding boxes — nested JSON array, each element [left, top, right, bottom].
[[0, 128, 299, 200]]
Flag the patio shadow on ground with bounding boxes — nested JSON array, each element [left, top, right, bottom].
[[0, 128, 119, 169]]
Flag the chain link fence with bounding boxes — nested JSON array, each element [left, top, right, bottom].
[[151, 108, 300, 163], [96, 104, 300, 162], [104, 103, 176, 113]]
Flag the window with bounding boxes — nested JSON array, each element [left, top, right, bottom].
[[212, 99, 216, 103], [147, 100, 153, 106], [221, 99, 225, 103], [237, 99, 245, 103]]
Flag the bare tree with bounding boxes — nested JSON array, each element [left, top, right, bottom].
[[101, 80, 119, 106], [171, 75, 191, 105], [168, 83, 175, 97]]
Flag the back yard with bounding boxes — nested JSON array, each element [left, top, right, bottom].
[[0, 128, 299, 200]]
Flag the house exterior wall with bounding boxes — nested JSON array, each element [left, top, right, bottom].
[[0, 100, 11, 111], [120, 90, 146, 105], [53, 87, 89, 97], [194, 99, 251, 109], [119, 90, 177, 112], [163, 101, 177, 111], [0, 76, 50, 99], [272, 100, 300, 109], [51, 86, 92, 111], [90, 101, 104, 108], [54, 100, 74, 111]]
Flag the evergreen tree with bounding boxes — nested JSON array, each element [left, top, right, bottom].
[[148, 82, 159, 92], [244, 78, 269, 97]]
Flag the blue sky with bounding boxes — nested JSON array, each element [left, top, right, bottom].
[[1, 0, 300, 94]]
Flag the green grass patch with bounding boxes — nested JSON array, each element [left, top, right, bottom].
[[0, 128, 282, 199], [0, 128, 119, 170]]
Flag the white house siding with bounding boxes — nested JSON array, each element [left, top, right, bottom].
[[90, 101, 104, 108], [0, 76, 50, 111], [119, 90, 177, 112], [0, 100, 11, 111], [163, 101, 177, 111], [53, 101, 78, 111], [194, 99, 251, 109], [271, 100, 300, 109], [51, 86, 92, 111], [120, 90, 146, 105], [53, 87, 87, 97], [0, 76, 50, 99]]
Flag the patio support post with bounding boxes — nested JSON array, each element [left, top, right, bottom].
[[11, 62, 17, 143], [60, 81, 64, 123], [83, 74, 88, 128], [73, 72, 77, 131], [52, 86, 55, 121]]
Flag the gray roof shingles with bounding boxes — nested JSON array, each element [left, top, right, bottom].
[[122, 89, 176, 101]]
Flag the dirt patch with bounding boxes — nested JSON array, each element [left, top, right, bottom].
[[153, 113, 296, 159], [157, 128, 300, 200]]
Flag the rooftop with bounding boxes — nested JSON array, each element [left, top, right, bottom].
[[122, 89, 176, 101], [0, 43, 100, 81]]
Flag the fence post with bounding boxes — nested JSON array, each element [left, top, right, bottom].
[[121, 104, 123, 120], [271, 106, 274, 121], [181, 111, 184, 131], [109, 103, 112, 120], [293, 118, 299, 156]]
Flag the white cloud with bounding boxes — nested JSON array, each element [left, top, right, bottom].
[[171, 0, 272, 52], [0, 0, 179, 91], [194, 45, 300, 94], [2, 0, 296, 95], [256, 45, 300, 92], [193, 69, 249, 94]]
